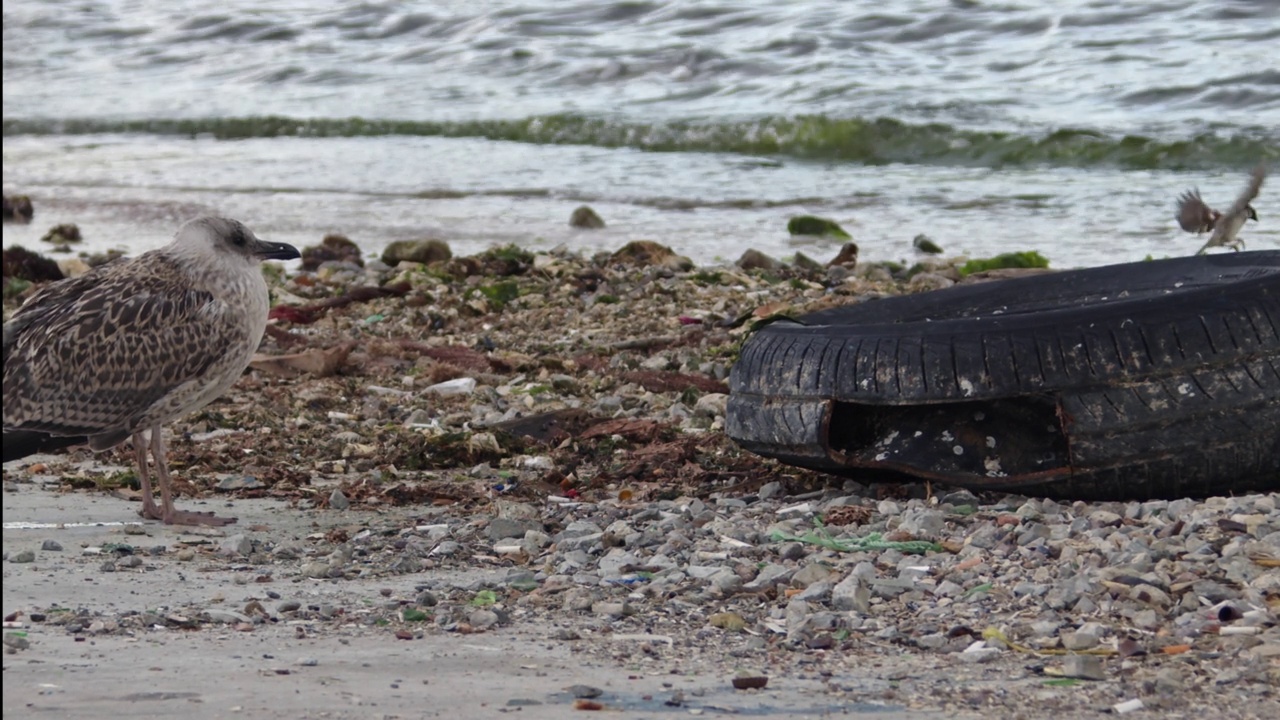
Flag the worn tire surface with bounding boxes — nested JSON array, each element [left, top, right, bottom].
[[727, 251, 1280, 500]]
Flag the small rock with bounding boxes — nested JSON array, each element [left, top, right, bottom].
[[381, 238, 452, 266], [41, 223, 82, 244], [569, 206, 605, 229], [3, 195, 34, 224], [1089, 510, 1122, 528], [693, 393, 728, 419], [758, 482, 783, 501], [791, 563, 834, 588], [568, 685, 603, 699], [468, 609, 500, 630], [40, 540, 63, 552], [788, 215, 850, 239], [300, 234, 363, 271], [488, 517, 540, 540], [1062, 654, 1106, 681], [56, 257, 93, 278], [792, 252, 823, 271], [1060, 630, 1099, 651], [329, 489, 350, 511], [898, 509, 945, 538], [3, 246, 63, 283], [11, 550, 36, 563], [959, 646, 1001, 663], [913, 234, 944, 254], [592, 601, 633, 618], [610, 240, 693, 271], [206, 609, 252, 624], [736, 249, 782, 272], [216, 475, 264, 491], [906, 272, 953, 292], [831, 575, 871, 613]]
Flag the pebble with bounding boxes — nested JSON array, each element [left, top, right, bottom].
[[218, 534, 254, 558], [329, 489, 350, 511], [1062, 654, 1106, 681]]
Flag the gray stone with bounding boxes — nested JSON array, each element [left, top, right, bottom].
[[898, 509, 945, 538], [871, 577, 918, 599], [736, 249, 783, 272], [468, 609, 500, 629], [778, 542, 807, 561], [569, 206, 605, 229], [1060, 630, 1100, 651], [556, 533, 603, 551], [1089, 510, 1122, 527], [488, 517, 540, 540], [218, 534, 254, 558], [693, 393, 728, 419], [916, 633, 948, 649], [216, 475, 264, 491], [831, 575, 871, 613], [205, 609, 252, 624], [709, 568, 744, 594], [329, 489, 350, 511], [381, 238, 452, 266], [791, 563, 834, 588], [758, 482, 783, 501], [431, 541, 462, 557], [794, 580, 832, 602], [1131, 609, 1162, 630], [1016, 522, 1050, 545], [592, 601, 634, 618], [1063, 654, 1106, 681], [743, 563, 792, 591]]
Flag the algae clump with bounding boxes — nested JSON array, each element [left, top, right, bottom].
[[959, 251, 1049, 276], [787, 215, 850, 239]]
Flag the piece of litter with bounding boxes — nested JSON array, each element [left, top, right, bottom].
[[610, 634, 673, 645], [1114, 699, 1144, 714]]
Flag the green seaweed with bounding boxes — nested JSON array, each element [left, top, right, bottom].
[[787, 215, 850, 239], [958, 251, 1050, 276], [476, 281, 520, 307]]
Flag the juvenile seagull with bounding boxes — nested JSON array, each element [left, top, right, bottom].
[[1176, 164, 1265, 254], [3, 217, 299, 526]]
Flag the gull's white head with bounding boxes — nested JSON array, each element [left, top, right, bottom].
[[168, 216, 300, 269]]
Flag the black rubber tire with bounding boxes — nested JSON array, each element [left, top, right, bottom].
[[726, 251, 1280, 500]]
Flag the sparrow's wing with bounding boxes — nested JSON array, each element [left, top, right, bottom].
[[1176, 188, 1215, 233], [1220, 164, 1266, 221]]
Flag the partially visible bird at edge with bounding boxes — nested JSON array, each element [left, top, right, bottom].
[[3, 216, 300, 526], [1176, 164, 1266, 255]]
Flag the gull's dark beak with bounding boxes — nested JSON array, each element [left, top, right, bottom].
[[254, 239, 301, 261]]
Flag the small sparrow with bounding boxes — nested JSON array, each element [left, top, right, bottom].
[[1176, 164, 1265, 254]]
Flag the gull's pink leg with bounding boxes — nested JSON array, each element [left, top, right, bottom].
[[149, 426, 236, 527], [134, 431, 163, 520]]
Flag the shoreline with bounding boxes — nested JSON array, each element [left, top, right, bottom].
[[3, 231, 1279, 719]]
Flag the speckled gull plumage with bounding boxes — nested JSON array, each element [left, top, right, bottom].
[[3, 216, 300, 526]]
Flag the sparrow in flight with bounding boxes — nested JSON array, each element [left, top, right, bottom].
[[1176, 165, 1265, 255]]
